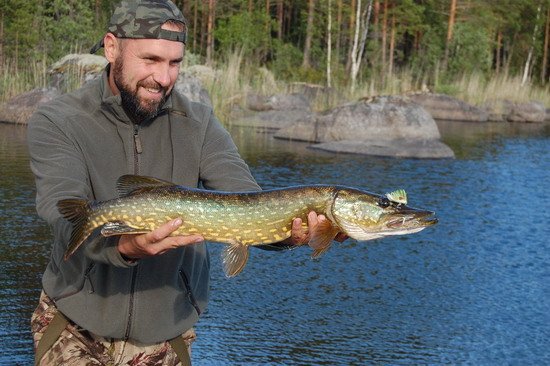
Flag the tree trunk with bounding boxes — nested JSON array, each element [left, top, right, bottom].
[[345, 0, 357, 73], [495, 30, 502, 74], [335, 0, 343, 62], [388, 11, 395, 80], [95, 0, 101, 24], [302, 0, 315, 68], [200, 0, 207, 56], [0, 13, 4, 68], [192, 0, 198, 53], [327, 0, 332, 88], [504, 34, 517, 78], [206, 0, 216, 66], [350, 0, 373, 92], [541, 7, 549, 83], [381, 0, 388, 79], [443, 0, 457, 70], [182, 0, 191, 20], [373, 0, 379, 66], [266, 0, 271, 33], [522, 4, 542, 85], [277, 0, 284, 39]]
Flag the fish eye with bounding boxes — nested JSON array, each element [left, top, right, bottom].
[[378, 197, 390, 208]]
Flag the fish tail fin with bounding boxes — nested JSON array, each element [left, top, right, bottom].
[[222, 241, 249, 277], [57, 198, 93, 260], [309, 219, 339, 258]]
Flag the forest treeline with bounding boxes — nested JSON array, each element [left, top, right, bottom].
[[1, 0, 549, 94]]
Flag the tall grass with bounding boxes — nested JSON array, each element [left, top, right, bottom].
[[453, 73, 550, 107], [0, 55, 88, 104], [1, 58, 48, 103], [204, 49, 282, 121], [2, 49, 548, 121]]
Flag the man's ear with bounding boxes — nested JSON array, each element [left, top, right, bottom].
[[103, 33, 119, 63]]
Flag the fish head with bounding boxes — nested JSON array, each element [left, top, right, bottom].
[[331, 188, 438, 241]]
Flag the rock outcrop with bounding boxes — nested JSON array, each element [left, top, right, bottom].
[[234, 93, 313, 130], [408, 93, 489, 122], [275, 96, 454, 159], [0, 88, 61, 125]]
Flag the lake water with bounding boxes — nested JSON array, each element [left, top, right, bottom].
[[1, 121, 549, 365]]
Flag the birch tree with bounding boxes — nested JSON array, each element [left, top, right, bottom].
[[522, 3, 542, 85], [349, 0, 373, 92], [542, 7, 550, 82]]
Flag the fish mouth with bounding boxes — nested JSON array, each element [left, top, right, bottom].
[[386, 210, 438, 229]]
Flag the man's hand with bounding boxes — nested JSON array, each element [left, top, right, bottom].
[[118, 218, 204, 260], [285, 211, 348, 246]]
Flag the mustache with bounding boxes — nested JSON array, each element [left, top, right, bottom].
[[137, 81, 166, 93]]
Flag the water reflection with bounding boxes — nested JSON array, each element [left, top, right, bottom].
[[1, 121, 549, 365]]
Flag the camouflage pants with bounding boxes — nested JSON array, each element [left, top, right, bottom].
[[31, 291, 196, 366]]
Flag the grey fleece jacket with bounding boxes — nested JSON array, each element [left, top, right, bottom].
[[27, 67, 260, 343]]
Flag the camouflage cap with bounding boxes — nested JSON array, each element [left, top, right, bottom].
[[90, 0, 187, 54]]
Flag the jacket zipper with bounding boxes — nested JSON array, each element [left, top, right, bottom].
[[133, 123, 142, 174], [179, 270, 202, 316], [125, 123, 142, 340]]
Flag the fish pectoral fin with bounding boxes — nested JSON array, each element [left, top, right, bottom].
[[309, 219, 340, 259], [100, 221, 149, 237], [222, 241, 249, 277]]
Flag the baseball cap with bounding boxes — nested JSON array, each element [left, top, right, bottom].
[[90, 0, 187, 54]]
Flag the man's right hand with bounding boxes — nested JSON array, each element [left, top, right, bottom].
[[117, 218, 204, 260]]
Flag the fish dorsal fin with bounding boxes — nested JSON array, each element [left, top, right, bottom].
[[222, 241, 250, 277], [116, 175, 174, 197], [309, 219, 339, 258]]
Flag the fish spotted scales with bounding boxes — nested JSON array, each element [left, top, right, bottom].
[[57, 175, 438, 277]]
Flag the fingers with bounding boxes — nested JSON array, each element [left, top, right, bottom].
[[139, 218, 183, 245], [118, 218, 204, 259]]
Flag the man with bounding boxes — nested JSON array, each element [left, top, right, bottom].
[[28, 1, 329, 365]]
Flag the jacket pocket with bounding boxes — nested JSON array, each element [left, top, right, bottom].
[[53, 262, 96, 301], [178, 269, 202, 316]]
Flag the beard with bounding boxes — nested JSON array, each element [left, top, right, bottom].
[[112, 55, 170, 123]]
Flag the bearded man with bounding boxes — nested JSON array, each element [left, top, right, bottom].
[[27, 1, 322, 364]]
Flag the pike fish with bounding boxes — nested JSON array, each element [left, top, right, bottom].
[[58, 175, 437, 277]]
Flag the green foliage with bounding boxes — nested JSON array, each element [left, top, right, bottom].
[[214, 10, 273, 61], [446, 22, 493, 76], [1, 0, 95, 63], [409, 27, 445, 82], [269, 41, 303, 80], [2, 0, 43, 61], [0, 0, 549, 104], [41, 0, 95, 60]]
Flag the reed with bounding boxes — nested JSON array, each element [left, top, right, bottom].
[[0, 58, 48, 103], [454, 73, 550, 106], [2, 51, 548, 122], [205, 49, 282, 122]]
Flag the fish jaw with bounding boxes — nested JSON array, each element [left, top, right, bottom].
[[331, 188, 438, 241]]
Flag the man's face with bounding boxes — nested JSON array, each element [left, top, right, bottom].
[[108, 24, 184, 122]]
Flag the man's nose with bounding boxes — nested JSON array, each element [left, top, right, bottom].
[[153, 63, 172, 87]]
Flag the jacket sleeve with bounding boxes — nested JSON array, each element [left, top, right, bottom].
[[199, 109, 261, 192], [27, 109, 134, 268]]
